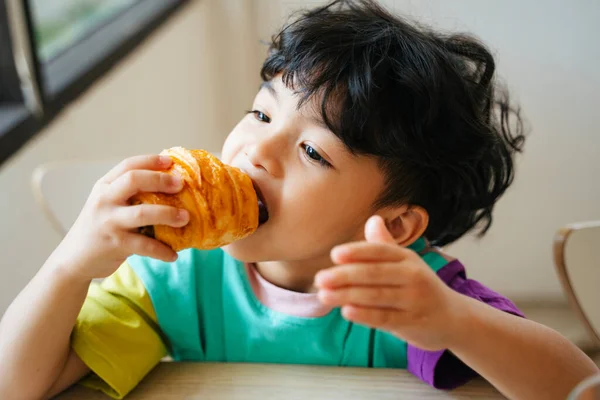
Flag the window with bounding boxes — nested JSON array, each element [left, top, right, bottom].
[[0, 0, 188, 167], [32, 0, 139, 63]]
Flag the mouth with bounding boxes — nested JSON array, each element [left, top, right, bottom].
[[252, 181, 270, 226]]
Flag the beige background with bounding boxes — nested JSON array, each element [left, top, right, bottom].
[[1, 0, 599, 314]]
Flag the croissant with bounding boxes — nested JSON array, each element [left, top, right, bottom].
[[130, 147, 259, 252]]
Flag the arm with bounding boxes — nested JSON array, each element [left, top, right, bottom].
[[43, 261, 168, 400], [0, 257, 91, 400], [316, 215, 599, 400], [44, 350, 90, 399], [0, 154, 187, 399], [449, 295, 599, 400]]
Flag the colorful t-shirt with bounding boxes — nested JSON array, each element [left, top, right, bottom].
[[71, 239, 523, 399]]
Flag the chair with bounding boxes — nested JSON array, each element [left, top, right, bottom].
[[554, 221, 600, 349], [32, 159, 119, 236]]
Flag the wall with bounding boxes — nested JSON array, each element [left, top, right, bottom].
[[260, 0, 600, 301], [0, 0, 263, 313]]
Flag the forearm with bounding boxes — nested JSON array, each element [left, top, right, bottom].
[[449, 295, 599, 400], [0, 253, 91, 399]]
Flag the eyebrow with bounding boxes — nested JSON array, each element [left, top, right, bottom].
[[259, 81, 278, 101]]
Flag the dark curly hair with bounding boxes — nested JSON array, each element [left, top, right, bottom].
[[261, 0, 525, 246]]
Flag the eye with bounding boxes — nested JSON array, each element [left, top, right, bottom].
[[302, 144, 331, 168], [245, 109, 271, 123]]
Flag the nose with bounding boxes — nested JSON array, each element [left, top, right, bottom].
[[245, 134, 285, 178]]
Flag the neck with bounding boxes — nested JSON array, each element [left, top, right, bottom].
[[254, 254, 332, 293]]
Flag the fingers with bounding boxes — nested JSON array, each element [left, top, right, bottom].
[[101, 154, 173, 184], [110, 170, 184, 202], [331, 241, 411, 264], [315, 262, 411, 288], [121, 232, 178, 262], [364, 215, 396, 244], [340, 305, 408, 332], [115, 204, 189, 229], [318, 286, 405, 309]]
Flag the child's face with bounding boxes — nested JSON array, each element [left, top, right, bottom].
[[221, 76, 386, 263]]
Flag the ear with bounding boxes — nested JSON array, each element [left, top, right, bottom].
[[380, 205, 429, 246]]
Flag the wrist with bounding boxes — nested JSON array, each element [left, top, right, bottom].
[[43, 248, 95, 286], [441, 291, 482, 351]]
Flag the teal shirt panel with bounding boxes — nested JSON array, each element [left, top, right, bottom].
[[129, 238, 442, 369]]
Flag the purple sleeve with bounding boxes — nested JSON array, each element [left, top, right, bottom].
[[407, 260, 525, 389]]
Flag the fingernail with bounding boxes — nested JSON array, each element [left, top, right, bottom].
[[160, 155, 172, 166], [317, 290, 326, 302], [318, 290, 337, 305], [171, 176, 183, 187], [330, 246, 343, 261], [365, 215, 380, 231], [170, 253, 178, 262], [177, 209, 189, 221], [314, 271, 330, 287], [341, 306, 354, 320]]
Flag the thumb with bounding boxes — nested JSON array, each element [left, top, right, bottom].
[[364, 215, 397, 244]]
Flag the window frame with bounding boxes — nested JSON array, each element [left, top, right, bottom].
[[0, 0, 189, 167]]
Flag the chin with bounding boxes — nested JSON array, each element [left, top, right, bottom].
[[221, 227, 271, 262]]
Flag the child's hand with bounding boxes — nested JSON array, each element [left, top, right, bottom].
[[51, 155, 190, 281], [315, 216, 464, 351]]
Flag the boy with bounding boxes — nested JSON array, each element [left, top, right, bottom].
[[0, 1, 598, 399]]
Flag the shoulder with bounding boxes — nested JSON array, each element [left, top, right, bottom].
[[128, 248, 225, 284], [126, 248, 230, 306], [437, 259, 524, 318]]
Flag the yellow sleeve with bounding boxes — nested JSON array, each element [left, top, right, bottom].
[[71, 262, 167, 399]]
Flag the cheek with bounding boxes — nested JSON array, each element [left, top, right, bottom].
[[281, 175, 375, 237], [221, 124, 244, 164]]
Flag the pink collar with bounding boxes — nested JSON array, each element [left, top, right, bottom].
[[245, 263, 333, 318]]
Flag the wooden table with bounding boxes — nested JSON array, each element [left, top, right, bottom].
[[56, 362, 505, 399]]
